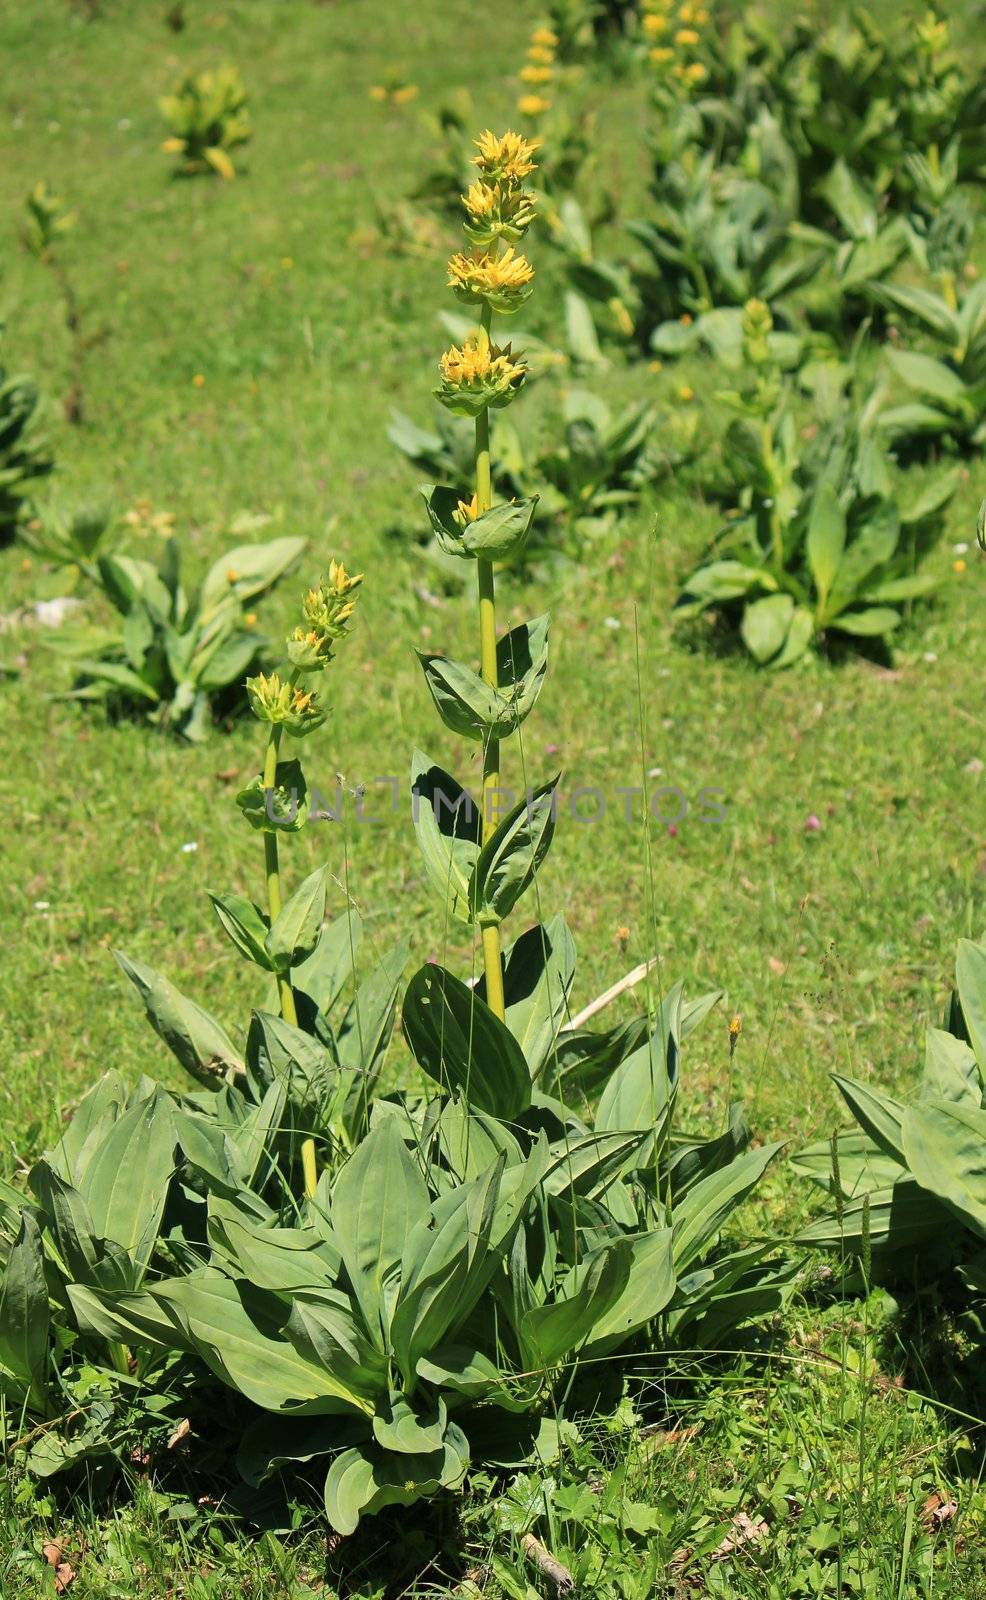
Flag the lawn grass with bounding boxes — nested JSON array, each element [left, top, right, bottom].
[[1, 0, 985, 1593]]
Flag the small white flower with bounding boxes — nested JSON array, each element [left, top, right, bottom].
[[923, 651, 938, 663], [180, 841, 198, 854], [603, 616, 621, 630], [33, 900, 50, 911], [953, 541, 969, 554]]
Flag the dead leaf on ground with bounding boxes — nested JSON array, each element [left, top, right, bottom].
[[711, 1510, 769, 1560], [768, 956, 786, 975], [167, 1418, 191, 1449], [921, 1492, 958, 1532], [42, 1542, 76, 1593]]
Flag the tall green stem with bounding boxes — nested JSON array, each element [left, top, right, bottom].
[[476, 302, 506, 1020], [261, 696, 317, 1196]]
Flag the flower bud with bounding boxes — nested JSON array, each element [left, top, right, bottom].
[[247, 672, 326, 735], [447, 245, 535, 314], [436, 328, 527, 415]]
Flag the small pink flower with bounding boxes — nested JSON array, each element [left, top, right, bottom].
[[805, 813, 822, 832], [667, 823, 679, 837]]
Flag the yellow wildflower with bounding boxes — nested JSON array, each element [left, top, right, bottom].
[[675, 26, 700, 44], [684, 60, 708, 81], [437, 327, 527, 412], [678, 385, 695, 401], [454, 493, 480, 526], [527, 43, 556, 63], [447, 245, 535, 311], [650, 46, 674, 62], [192, 373, 205, 387], [393, 84, 419, 104], [244, 611, 257, 627], [531, 25, 558, 46], [643, 12, 668, 32], [519, 63, 553, 84], [368, 85, 387, 102], [518, 94, 552, 117], [472, 129, 540, 183], [953, 558, 967, 573], [226, 568, 240, 583]]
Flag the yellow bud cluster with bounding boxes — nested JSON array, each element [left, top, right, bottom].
[[287, 561, 363, 673], [517, 21, 557, 118]]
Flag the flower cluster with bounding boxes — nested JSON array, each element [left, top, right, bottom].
[[516, 22, 558, 119], [447, 241, 535, 314], [642, 0, 710, 84], [247, 671, 326, 735], [287, 560, 363, 671], [436, 328, 527, 414]]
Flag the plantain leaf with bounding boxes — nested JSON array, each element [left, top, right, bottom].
[[331, 1120, 430, 1345], [401, 964, 532, 1121], [114, 951, 243, 1083], [210, 893, 274, 970], [410, 753, 481, 924], [901, 1101, 986, 1240], [0, 1211, 49, 1408], [956, 937, 986, 1078], [470, 779, 557, 927], [266, 866, 327, 973], [520, 1240, 632, 1367]]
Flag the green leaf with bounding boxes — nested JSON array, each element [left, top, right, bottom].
[[423, 487, 538, 563], [887, 350, 971, 410], [0, 1212, 48, 1408], [324, 1431, 468, 1535], [402, 964, 532, 1121], [293, 910, 362, 1014], [470, 779, 557, 927], [80, 1088, 176, 1276], [416, 616, 550, 743], [495, 916, 577, 1080], [901, 1101, 986, 1240], [829, 607, 900, 637], [335, 942, 409, 1138], [521, 1241, 632, 1367], [210, 893, 274, 970], [817, 159, 877, 240], [921, 1029, 981, 1107], [266, 866, 327, 973], [564, 290, 605, 366], [832, 1074, 906, 1163], [806, 481, 846, 603], [672, 1143, 783, 1271], [152, 1270, 374, 1415], [741, 593, 795, 664], [373, 1393, 447, 1455], [410, 753, 481, 925], [956, 938, 986, 1076], [236, 759, 309, 835], [331, 1120, 430, 1344], [582, 1229, 676, 1355], [199, 536, 305, 611], [416, 1345, 532, 1410], [595, 1033, 675, 1170], [113, 952, 242, 1083]]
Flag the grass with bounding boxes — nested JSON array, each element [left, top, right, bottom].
[[1, 0, 985, 1593]]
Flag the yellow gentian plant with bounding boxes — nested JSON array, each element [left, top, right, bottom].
[[240, 560, 362, 1191], [415, 129, 555, 1021]]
